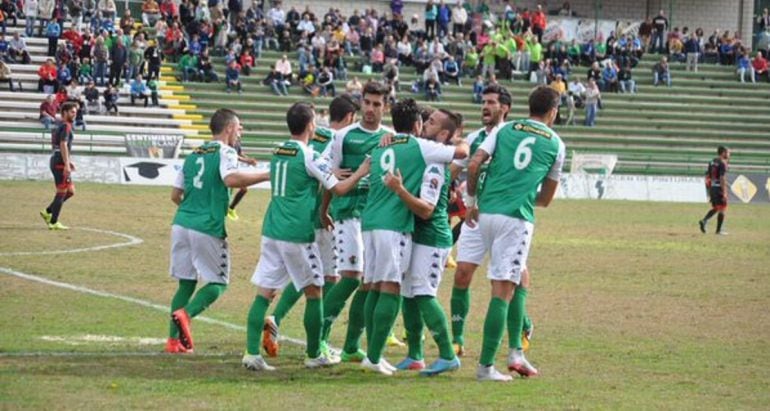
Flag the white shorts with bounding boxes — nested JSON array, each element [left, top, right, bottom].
[[456, 221, 486, 266], [333, 218, 364, 274], [250, 236, 324, 291], [479, 214, 534, 285], [169, 225, 230, 285], [363, 230, 412, 284], [314, 228, 338, 278], [402, 244, 449, 298]]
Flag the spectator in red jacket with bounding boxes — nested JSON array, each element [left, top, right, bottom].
[[531, 4, 547, 43], [752, 51, 768, 82], [37, 58, 59, 92], [239, 49, 255, 76]]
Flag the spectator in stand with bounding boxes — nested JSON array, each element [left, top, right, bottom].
[[618, 64, 636, 93], [719, 33, 735, 65], [45, 18, 61, 56], [159, 0, 178, 23], [275, 54, 292, 80], [390, 0, 403, 17], [57, 63, 73, 86], [239, 48, 254, 76], [24, 0, 37, 37], [586, 61, 601, 82], [581, 38, 597, 65], [128, 39, 145, 83], [317, 66, 335, 97], [752, 51, 769, 82], [39, 94, 59, 129], [471, 75, 484, 103], [600, 61, 618, 92], [346, 76, 363, 101], [267, 2, 285, 34], [396, 35, 412, 65], [38, 58, 58, 92], [370, 44, 385, 72], [437, 0, 450, 38], [444, 55, 460, 85], [37, 0, 54, 36], [424, 0, 436, 39], [225, 60, 243, 94], [198, 49, 218, 82], [531, 4, 546, 44], [0, 59, 14, 91], [653, 56, 671, 87], [130, 74, 150, 107], [425, 71, 441, 101], [452, 1, 467, 36], [98, 0, 116, 21], [638, 17, 653, 52], [463, 45, 478, 77], [147, 77, 159, 107], [264, 64, 288, 96], [142, 0, 160, 27], [144, 40, 162, 81], [176, 48, 198, 82], [481, 41, 495, 78], [584, 78, 600, 127], [120, 8, 134, 33], [652, 9, 668, 53], [737, 50, 755, 83], [109, 38, 127, 87], [301, 65, 317, 95], [568, 77, 586, 107], [684, 33, 701, 72], [103, 84, 119, 114], [93, 36, 108, 86], [84, 80, 101, 113]]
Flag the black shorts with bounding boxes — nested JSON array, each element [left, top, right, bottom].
[[50, 154, 73, 190], [709, 186, 726, 208]]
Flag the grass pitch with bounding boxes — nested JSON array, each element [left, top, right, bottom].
[[1, 180, 769, 410]]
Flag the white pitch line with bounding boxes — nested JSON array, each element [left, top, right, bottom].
[[0, 225, 144, 256], [0, 267, 307, 347], [0, 351, 235, 358]]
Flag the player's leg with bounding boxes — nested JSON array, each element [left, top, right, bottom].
[[363, 231, 411, 374], [700, 189, 721, 233], [166, 225, 197, 353], [450, 222, 485, 355], [716, 205, 727, 234], [477, 279, 514, 382], [397, 262, 425, 370], [227, 187, 247, 220], [261, 282, 300, 357], [43, 157, 70, 229]]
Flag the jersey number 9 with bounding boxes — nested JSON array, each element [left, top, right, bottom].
[[381, 148, 395, 175]]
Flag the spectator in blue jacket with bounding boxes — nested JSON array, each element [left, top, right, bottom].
[[600, 62, 618, 92], [225, 60, 243, 93], [57, 64, 72, 86], [472, 75, 484, 103], [46, 20, 61, 56], [130, 74, 150, 106], [437, 1, 450, 38], [684, 34, 701, 72], [443, 55, 460, 85], [737, 50, 755, 83]]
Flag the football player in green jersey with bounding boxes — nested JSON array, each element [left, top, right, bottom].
[[448, 84, 512, 356], [167, 109, 271, 354], [387, 108, 467, 376], [466, 86, 566, 381], [359, 98, 469, 376], [318, 82, 397, 363], [262, 94, 361, 358], [243, 102, 371, 371]]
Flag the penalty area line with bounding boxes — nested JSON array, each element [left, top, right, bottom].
[[0, 266, 307, 348]]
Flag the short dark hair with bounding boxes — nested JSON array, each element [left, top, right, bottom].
[[209, 108, 238, 135], [436, 108, 462, 137], [717, 145, 729, 155], [362, 80, 389, 100], [286, 102, 315, 135], [328, 94, 360, 123], [60, 101, 78, 114], [391, 98, 421, 133], [420, 105, 435, 123], [528, 86, 561, 117], [482, 84, 512, 108]]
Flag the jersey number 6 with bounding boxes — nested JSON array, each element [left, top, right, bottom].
[[514, 137, 536, 170]]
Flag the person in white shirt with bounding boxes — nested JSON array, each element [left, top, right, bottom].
[[452, 2, 468, 36], [275, 54, 292, 78], [267, 4, 285, 32], [298, 15, 315, 35]]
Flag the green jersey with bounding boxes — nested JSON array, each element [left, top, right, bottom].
[[478, 119, 566, 223], [325, 122, 394, 221], [453, 127, 491, 194], [413, 164, 451, 248], [263, 139, 339, 243], [172, 141, 238, 238], [362, 134, 455, 233], [310, 126, 335, 230]]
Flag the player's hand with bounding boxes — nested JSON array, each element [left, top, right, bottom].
[[465, 206, 479, 228], [378, 133, 393, 147], [383, 169, 403, 192], [333, 167, 353, 179], [243, 156, 258, 166], [355, 157, 371, 176], [321, 213, 334, 231], [69, 162, 76, 171], [63, 165, 71, 176]]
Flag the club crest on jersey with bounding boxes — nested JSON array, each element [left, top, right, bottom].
[[348, 255, 357, 265], [430, 178, 439, 189]]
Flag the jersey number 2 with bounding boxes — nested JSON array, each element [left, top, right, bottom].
[[193, 157, 205, 189], [514, 137, 536, 170]]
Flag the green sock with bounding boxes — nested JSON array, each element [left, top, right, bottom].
[[342, 289, 368, 353], [272, 283, 303, 327], [362, 289, 380, 349], [304, 297, 323, 358], [185, 283, 226, 318], [367, 292, 400, 364], [402, 297, 424, 360], [169, 279, 197, 338], [246, 295, 271, 355], [321, 277, 360, 341], [417, 296, 455, 361], [480, 297, 508, 366], [322, 280, 337, 297], [507, 287, 528, 350], [523, 313, 532, 333], [450, 286, 470, 345]]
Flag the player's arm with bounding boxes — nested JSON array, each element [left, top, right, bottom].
[[171, 169, 184, 205], [535, 140, 566, 208], [327, 157, 370, 196], [238, 153, 258, 166], [57, 128, 73, 175], [383, 168, 438, 220], [319, 189, 333, 229], [466, 148, 490, 199], [719, 163, 727, 199], [449, 161, 463, 181], [220, 145, 270, 188]]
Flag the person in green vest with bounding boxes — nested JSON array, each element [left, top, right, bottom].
[[260, 94, 362, 359], [166, 108, 271, 354], [242, 102, 371, 371], [178, 50, 198, 82], [481, 41, 497, 79], [359, 98, 469, 376], [464, 46, 479, 77], [465, 85, 566, 381], [527, 35, 543, 74]]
